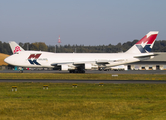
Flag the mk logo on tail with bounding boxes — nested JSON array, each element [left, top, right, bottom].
[[136, 45, 152, 53], [28, 54, 41, 65], [126, 31, 158, 54]]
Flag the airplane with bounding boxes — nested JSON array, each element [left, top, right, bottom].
[[5, 31, 159, 73]]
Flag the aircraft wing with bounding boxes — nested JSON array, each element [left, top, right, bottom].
[[51, 59, 125, 66], [51, 62, 73, 66], [51, 61, 94, 66], [51, 62, 90, 66]]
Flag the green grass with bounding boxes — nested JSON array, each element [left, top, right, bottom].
[[0, 83, 166, 120], [0, 73, 166, 80]]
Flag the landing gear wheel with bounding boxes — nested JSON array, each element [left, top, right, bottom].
[[69, 69, 85, 73], [81, 70, 85, 73], [69, 70, 75, 73], [78, 69, 85, 73], [99, 68, 103, 71]]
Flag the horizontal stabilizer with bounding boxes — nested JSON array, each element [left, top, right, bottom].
[[134, 53, 158, 58]]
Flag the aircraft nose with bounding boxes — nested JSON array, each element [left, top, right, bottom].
[[4, 56, 13, 65]]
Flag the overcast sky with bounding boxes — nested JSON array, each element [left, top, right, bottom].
[[1, 0, 166, 46]]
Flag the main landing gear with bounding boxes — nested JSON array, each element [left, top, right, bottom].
[[69, 69, 85, 73], [19, 70, 23, 73]]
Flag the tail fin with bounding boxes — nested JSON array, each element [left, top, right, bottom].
[[9, 41, 25, 54], [126, 31, 159, 53]]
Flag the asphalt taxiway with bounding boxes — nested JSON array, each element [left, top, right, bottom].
[[1, 70, 166, 74]]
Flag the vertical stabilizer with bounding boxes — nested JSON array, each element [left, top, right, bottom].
[[9, 41, 25, 54], [126, 31, 159, 53]]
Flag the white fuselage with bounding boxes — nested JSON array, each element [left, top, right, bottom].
[[4, 51, 147, 69]]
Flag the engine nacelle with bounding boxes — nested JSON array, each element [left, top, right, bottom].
[[85, 63, 98, 70], [61, 64, 76, 71]]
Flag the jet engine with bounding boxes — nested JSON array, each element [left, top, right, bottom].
[[61, 64, 76, 71], [85, 63, 98, 70]]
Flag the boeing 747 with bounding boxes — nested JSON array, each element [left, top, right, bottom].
[[5, 31, 159, 73]]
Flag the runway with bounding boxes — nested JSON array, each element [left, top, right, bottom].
[[0, 79, 166, 84]]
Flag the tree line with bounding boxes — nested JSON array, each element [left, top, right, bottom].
[[1, 40, 166, 55]]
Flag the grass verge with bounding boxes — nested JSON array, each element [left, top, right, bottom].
[[0, 83, 166, 120]]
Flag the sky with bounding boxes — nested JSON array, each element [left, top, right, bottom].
[[1, 0, 166, 46]]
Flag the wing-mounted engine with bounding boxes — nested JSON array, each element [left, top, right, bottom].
[[60, 64, 85, 73], [85, 63, 98, 70], [52, 64, 76, 71], [61, 64, 76, 71]]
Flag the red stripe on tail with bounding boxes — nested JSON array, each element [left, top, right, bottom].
[[136, 34, 158, 44]]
